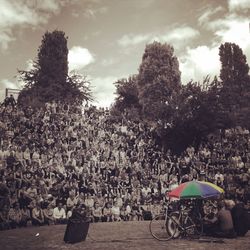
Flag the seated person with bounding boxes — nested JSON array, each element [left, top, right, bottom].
[[9, 202, 25, 228], [92, 202, 103, 222], [131, 202, 143, 221], [102, 202, 112, 222], [32, 202, 44, 226], [0, 204, 11, 230], [53, 202, 67, 224], [66, 193, 78, 212], [150, 201, 161, 218], [111, 202, 121, 221], [43, 204, 55, 225], [203, 203, 218, 235], [204, 200, 236, 238], [226, 200, 249, 236], [120, 205, 129, 221], [21, 206, 31, 226]]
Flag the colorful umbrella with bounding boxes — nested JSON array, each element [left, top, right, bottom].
[[168, 180, 224, 199]]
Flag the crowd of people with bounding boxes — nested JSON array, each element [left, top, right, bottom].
[[0, 99, 249, 232]]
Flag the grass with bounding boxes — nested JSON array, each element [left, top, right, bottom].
[[0, 221, 249, 250]]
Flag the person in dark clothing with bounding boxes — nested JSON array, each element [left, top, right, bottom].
[[226, 200, 249, 236], [8, 95, 16, 108]]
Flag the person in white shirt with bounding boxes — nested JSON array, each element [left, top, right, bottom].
[[85, 194, 94, 209], [53, 202, 67, 224], [111, 202, 121, 221], [141, 186, 151, 197]]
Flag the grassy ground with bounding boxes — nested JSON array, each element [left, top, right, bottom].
[[0, 221, 249, 250]]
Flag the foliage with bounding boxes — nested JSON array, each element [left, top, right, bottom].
[[163, 76, 231, 154], [137, 41, 181, 123], [219, 42, 250, 127], [111, 41, 250, 153], [111, 75, 141, 120], [113, 75, 140, 110], [18, 30, 92, 107]]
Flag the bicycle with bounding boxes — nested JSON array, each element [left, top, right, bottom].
[[149, 203, 203, 241]]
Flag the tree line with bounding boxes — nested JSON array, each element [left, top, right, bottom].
[[111, 42, 250, 153], [18, 31, 250, 153]]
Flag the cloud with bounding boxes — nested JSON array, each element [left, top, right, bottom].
[[101, 58, 116, 67], [179, 46, 220, 84], [1, 78, 19, 89], [68, 46, 95, 71], [91, 76, 118, 107], [0, 78, 23, 92], [118, 25, 199, 50], [0, 31, 15, 50], [161, 26, 200, 43], [0, 0, 67, 50], [83, 6, 108, 19], [118, 34, 151, 47], [206, 14, 250, 50], [198, 6, 224, 26], [153, 26, 200, 50], [25, 59, 35, 71], [197, 4, 250, 63], [181, 2, 250, 84], [228, 0, 250, 12]]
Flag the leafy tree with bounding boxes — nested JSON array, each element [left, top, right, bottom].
[[163, 77, 230, 153], [219, 42, 250, 127], [112, 75, 140, 111], [18, 30, 92, 107], [110, 75, 141, 123], [137, 41, 181, 124]]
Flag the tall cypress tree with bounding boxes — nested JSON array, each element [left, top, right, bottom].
[[18, 30, 92, 107], [219, 42, 250, 127], [137, 41, 181, 124]]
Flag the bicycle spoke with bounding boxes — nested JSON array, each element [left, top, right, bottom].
[[149, 214, 176, 241]]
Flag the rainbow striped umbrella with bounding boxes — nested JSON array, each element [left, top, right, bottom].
[[168, 180, 224, 199]]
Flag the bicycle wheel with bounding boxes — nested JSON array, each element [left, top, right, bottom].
[[168, 212, 181, 238], [149, 214, 176, 241], [183, 215, 203, 239]]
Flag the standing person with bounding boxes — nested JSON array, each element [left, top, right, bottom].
[[8, 95, 16, 109]]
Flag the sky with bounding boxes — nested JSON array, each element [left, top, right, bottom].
[[0, 0, 249, 107]]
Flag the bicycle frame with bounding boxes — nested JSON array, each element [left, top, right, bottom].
[[170, 210, 198, 235]]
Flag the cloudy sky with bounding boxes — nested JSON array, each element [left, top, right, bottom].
[[0, 0, 249, 107]]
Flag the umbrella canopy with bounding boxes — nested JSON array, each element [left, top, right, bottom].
[[168, 180, 224, 199]]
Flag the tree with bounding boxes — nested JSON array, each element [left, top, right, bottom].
[[18, 30, 92, 107], [137, 41, 181, 124], [110, 75, 141, 123], [163, 77, 230, 154], [219, 42, 250, 127], [112, 75, 140, 110]]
